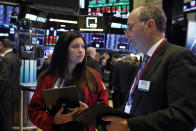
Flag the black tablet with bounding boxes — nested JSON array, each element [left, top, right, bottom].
[[42, 86, 83, 114], [73, 103, 132, 126]]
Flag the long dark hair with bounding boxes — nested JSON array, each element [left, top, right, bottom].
[[38, 31, 98, 92]]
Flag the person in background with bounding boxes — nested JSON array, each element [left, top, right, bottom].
[[37, 53, 53, 77], [123, 54, 132, 63], [101, 52, 110, 69], [100, 52, 111, 83], [95, 52, 100, 62], [102, 5, 196, 131], [109, 53, 137, 109], [28, 31, 108, 131], [0, 38, 21, 131], [86, 47, 102, 78], [130, 56, 138, 65]]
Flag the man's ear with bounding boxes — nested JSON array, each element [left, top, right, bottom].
[[145, 18, 155, 33], [146, 19, 155, 29]]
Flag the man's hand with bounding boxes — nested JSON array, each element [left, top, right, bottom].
[[102, 116, 130, 131]]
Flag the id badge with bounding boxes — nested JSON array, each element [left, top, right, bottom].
[[124, 104, 131, 114], [138, 80, 150, 92]]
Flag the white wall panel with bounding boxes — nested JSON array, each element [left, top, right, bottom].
[[133, 0, 162, 9]]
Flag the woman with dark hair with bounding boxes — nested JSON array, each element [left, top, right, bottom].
[[28, 31, 109, 131]]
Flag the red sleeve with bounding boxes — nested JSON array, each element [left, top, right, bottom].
[[93, 69, 109, 106], [28, 75, 55, 131]]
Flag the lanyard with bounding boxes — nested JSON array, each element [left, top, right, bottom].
[[53, 78, 64, 88], [125, 38, 167, 112], [132, 38, 167, 94]]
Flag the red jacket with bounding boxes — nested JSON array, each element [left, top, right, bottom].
[[28, 71, 108, 131]]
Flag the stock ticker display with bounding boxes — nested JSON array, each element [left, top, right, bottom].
[[45, 28, 68, 46], [88, 0, 130, 18], [0, 4, 19, 24]]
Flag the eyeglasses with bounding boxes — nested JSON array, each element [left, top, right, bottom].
[[124, 21, 146, 37]]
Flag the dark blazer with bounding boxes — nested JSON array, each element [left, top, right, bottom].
[[110, 60, 138, 108], [110, 60, 138, 93], [125, 41, 196, 131], [0, 51, 21, 131]]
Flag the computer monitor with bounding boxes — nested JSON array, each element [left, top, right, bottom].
[[81, 33, 105, 49], [106, 33, 135, 52], [186, 21, 196, 56], [0, 24, 17, 43], [0, 4, 19, 24], [44, 46, 54, 58], [45, 28, 68, 46], [88, 0, 130, 18], [31, 28, 45, 45]]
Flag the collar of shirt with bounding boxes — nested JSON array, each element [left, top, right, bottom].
[[1, 49, 12, 57], [146, 38, 165, 57]]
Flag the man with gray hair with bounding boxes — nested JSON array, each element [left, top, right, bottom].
[[102, 5, 196, 131], [86, 47, 102, 78]]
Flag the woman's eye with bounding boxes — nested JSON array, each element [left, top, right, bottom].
[[72, 45, 79, 48]]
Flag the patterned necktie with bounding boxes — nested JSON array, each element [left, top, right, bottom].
[[127, 55, 150, 105], [134, 55, 150, 89]]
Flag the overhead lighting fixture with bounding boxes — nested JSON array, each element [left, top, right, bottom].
[[79, 28, 104, 32], [57, 28, 68, 32], [60, 25, 66, 27], [111, 22, 121, 28], [111, 22, 127, 29], [49, 18, 77, 24]]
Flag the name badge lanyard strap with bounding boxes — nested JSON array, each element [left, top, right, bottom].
[[127, 38, 167, 105]]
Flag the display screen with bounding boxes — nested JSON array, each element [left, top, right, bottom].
[[186, 21, 196, 56], [81, 33, 105, 49], [106, 34, 135, 52], [31, 28, 45, 45], [56, 29, 68, 43], [0, 24, 17, 42], [0, 4, 19, 24], [24, 45, 34, 51], [44, 46, 54, 58], [88, 0, 130, 18], [45, 28, 57, 46], [45, 28, 67, 46], [183, 0, 196, 12]]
